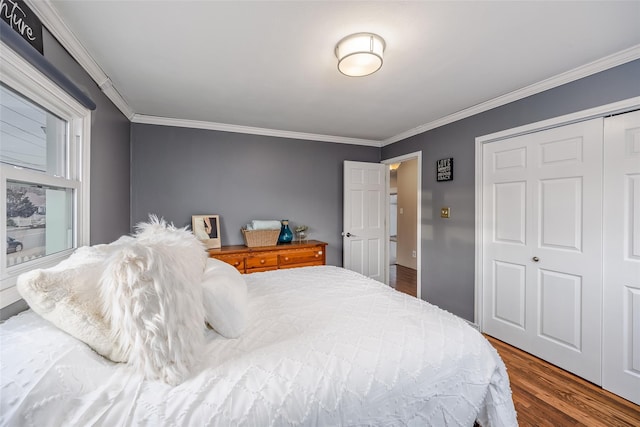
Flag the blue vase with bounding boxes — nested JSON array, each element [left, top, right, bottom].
[[278, 220, 293, 244]]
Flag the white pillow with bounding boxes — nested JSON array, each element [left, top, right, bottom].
[[201, 258, 248, 338], [16, 236, 133, 362], [100, 216, 207, 385]]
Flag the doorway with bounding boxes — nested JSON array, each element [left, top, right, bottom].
[[383, 152, 422, 299]]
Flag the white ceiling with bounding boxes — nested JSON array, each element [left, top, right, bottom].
[[41, 1, 640, 146]]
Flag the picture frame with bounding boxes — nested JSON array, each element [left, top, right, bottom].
[[436, 158, 453, 182], [192, 214, 221, 249]]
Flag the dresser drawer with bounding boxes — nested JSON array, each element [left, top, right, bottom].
[[211, 254, 245, 272], [246, 253, 278, 271], [279, 248, 324, 268], [208, 241, 327, 274]]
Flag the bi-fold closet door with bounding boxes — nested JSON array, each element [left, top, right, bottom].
[[481, 109, 640, 405], [482, 118, 604, 384], [602, 110, 640, 405]]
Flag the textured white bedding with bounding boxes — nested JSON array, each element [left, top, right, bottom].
[[0, 266, 517, 426]]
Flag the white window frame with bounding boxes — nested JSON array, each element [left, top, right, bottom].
[[0, 41, 91, 308]]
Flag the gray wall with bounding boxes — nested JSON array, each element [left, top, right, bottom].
[[382, 59, 640, 322], [130, 125, 379, 266], [42, 29, 131, 245]]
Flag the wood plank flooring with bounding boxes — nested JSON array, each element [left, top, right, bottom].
[[486, 335, 640, 426], [389, 264, 417, 297]]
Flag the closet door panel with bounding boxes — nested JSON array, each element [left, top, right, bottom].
[[539, 177, 582, 251], [493, 261, 526, 328], [483, 118, 603, 384], [494, 181, 527, 244], [603, 110, 640, 405], [538, 269, 582, 350]]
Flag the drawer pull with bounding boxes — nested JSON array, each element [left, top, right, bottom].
[[234, 261, 240, 266], [315, 253, 319, 258], [284, 257, 289, 261], [260, 259, 265, 264]]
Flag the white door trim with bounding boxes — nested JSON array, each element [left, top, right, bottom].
[[474, 96, 640, 328], [382, 151, 422, 300]]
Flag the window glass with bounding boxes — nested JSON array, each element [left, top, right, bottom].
[[0, 84, 67, 177], [6, 181, 73, 268], [1, 42, 90, 305]]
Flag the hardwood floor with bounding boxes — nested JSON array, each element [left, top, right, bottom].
[[389, 264, 417, 297], [486, 335, 640, 426]]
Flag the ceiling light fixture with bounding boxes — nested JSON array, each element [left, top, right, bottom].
[[335, 32, 385, 77]]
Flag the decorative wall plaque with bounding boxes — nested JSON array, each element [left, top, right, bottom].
[[1, 0, 43, 54], [436, 158, 453, 182]]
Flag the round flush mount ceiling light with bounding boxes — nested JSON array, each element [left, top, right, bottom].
[[335, 32, 385, 77]]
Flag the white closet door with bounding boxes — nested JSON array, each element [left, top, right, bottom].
[[482, 118, 603, 384], [603, 110, 640, 405]]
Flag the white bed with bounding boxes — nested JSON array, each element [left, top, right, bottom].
[[0, 266, 517, 426]]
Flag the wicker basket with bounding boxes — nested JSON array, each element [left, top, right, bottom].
[[241, 228, 280, 247]]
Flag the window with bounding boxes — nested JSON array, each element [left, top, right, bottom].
[[0, 42, 91, 307]]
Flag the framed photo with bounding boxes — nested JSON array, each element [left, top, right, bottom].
[[436, 158, 453, 182], [192, 214, 221, 248]]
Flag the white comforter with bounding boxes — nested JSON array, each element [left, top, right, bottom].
[[0, 266, 517, 426]]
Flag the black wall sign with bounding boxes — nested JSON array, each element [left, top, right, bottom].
[[1, 0, 43, 54], [436, 158, 453, 182]]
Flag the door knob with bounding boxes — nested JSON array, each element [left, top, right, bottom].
[[532, 256, 540, 262], [345, 232, 357, 237]]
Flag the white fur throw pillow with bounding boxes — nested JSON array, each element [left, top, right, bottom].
[[16, 236, 133, 362], [201, 258, 248, 338], [100, 216, 207, 385]]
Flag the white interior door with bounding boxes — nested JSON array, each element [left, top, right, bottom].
[[343, 161, 387, 282], [482, 118, 603, 384], [603, 110, 640, 405]]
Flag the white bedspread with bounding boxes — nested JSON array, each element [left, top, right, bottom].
[[0, 266, 517, 426]]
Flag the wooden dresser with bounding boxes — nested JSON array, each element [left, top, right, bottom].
[[208, 240, 327, 274]]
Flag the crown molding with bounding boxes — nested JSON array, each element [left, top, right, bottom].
[[97, 77, 135, 119], [382, 44, 640, 146], [25, 0, 135, 119], [476, 96, 640, 144], [131, 114, 382, 147]]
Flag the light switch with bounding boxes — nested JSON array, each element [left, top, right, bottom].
[[440, 207, 450, 218], [399, 207, 404, 214]]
